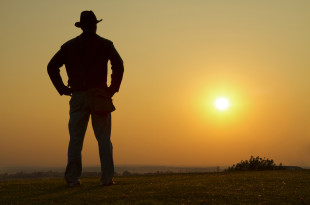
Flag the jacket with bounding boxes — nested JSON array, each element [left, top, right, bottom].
[[47, 32, 124, 95]]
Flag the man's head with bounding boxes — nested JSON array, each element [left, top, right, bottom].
[[75, 10, 102, 32]]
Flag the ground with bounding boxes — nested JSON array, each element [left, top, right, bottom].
[[0, 170, 309, 204]]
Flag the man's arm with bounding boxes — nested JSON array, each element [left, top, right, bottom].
[[108, 42, 124, 96], [47, 47, 72, 96]]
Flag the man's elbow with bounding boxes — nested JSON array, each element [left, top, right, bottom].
[[47, 62, 53, 75], [119, 59, 124, 73], [119, 63, 124, 73], [114, 61, 124, 74], [47, 61, 58, 77]]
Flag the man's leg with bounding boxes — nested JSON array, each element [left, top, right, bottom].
[[65, 93, 90, 184], [91, 113, 114, 184]]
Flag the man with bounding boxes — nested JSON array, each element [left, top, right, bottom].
[[47, 10, 124, 187]]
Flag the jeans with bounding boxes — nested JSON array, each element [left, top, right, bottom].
[[64, 88, 114, 184]]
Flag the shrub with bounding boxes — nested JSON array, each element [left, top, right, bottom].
[[226, 156, 284, 171]]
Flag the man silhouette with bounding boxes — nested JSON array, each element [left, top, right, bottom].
[[47, 10, 124, 187]]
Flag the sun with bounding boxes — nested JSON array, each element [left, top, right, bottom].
[[214, 97, 230, 111]]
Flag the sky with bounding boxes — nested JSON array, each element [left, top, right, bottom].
[[0, 0, 310, 169]]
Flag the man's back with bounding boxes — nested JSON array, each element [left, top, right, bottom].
[[48, 32, 123, 95]]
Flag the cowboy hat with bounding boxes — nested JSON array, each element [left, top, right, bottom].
[[75, 10, 102, 28]]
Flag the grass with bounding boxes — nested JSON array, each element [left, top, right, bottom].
[[0, 170, 309, 204]]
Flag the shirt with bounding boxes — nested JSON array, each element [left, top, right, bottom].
[[47, 32, 124, 95]]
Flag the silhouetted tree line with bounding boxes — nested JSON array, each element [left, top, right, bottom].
[[225, 156, 285, 171], [0, 170, 177, 180]]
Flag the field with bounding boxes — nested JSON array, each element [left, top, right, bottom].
[[0, 170, 309, 204]]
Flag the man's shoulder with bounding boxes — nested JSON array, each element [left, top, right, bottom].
[[61, 36, 80, 48], [96, 35, 113, 46]]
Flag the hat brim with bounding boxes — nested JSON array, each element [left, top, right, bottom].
[[75, 19, 102, 28]]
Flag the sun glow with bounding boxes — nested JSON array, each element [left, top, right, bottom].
[[214, 97, 230, 111]]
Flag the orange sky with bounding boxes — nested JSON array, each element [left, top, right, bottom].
[[1, 0, 310, 168]]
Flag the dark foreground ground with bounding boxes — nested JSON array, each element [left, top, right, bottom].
[[0, 170, 309, 204]]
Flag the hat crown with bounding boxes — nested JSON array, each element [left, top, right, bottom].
[[80, 10, 98, 23], [75, 10, 102, 28]]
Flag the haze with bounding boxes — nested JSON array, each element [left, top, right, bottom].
[[1, 0, 310, 169]]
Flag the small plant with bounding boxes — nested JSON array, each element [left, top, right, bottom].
[[226, 156, 284, 171]]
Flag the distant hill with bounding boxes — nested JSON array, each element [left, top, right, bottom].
[[0, 165, 222, 175]]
